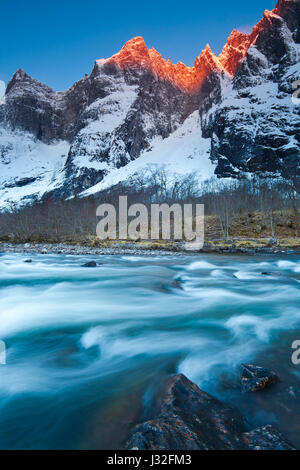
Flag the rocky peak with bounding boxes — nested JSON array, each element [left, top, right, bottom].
[[203, 0, 300, 180], [10, 68, 28, 82], [195, 44, 224, 77], [6, 69, 33, 94], [97, 9, 298, 96], [0, 0, 299, 209], [6, 68, 55, 98], [99, 36, 150, 69], [242, 0, 300, 66], [218, 30, 252, 76], [218, 0, 300, 76], [97, 37, 226, 93]]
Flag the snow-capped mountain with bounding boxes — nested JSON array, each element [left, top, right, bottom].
[[203, 0, 300, 178], [0, 0, 299, 210]]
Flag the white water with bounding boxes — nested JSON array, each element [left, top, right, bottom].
[[0, 252, 300, 449]]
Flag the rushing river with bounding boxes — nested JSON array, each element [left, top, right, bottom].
[[0, 252, 300, 449]]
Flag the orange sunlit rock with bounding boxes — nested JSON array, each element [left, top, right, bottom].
[[98, 37, 228, 93], [97, 3, 281, 93]]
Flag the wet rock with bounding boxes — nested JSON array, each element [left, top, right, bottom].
[[125, 374, 247, 450], [24, 259, 32, 263], [241, 364, 279, 393], [242, 425, 294, 450], [262, 272, 280, 276], [125, 374, 293, 450], [81, 261, 97, 268]]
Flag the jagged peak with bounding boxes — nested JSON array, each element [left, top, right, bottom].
[[6, 68, 57, 97], [200, 44, 218, 60], [217, 0, 300, 76], [12, 69, 30, 81], [116, 36, 148, 58], [218, 30, 253, 76], [264, 8, 284, 22], [9, 0, 299, 96], [194, 44, 224, 72], [97, 36, 150, 69], [122, 36, 147, 48], [6, 69, 32, 94], [91, 0, 300, 92]]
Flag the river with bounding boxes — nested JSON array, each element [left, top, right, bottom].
[[0, 252, 300, 449]]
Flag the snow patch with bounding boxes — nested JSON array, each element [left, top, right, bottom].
[[80, 112, 216, 196], [0, 128, 69, 210]]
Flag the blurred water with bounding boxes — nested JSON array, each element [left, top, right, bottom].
[[0, 252, 300, 449]]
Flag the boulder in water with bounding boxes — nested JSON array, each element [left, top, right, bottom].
[[82, 261, 97, 268], [24, 259, 32, 263], [125, 374, 247, 450], [241, 364, 279, 393], [125, 374, 292, 450], [262, 271, 282, 277]]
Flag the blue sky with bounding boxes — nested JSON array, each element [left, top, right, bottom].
[[0, 0, 277, 91]]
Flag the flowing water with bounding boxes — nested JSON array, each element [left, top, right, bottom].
[[0, 252, 300, 449]]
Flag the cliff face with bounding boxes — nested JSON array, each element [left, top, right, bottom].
[[202, 0, 300, 178], [0, 0, 299, 210]]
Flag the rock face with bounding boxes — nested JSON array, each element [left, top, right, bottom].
[[241, 364, 279, 392], [125, 374, 293, 450], [203, 0, 300, 178], [242, 425, 294, 450], [0, 0, 299, 210], [125, 374, 247, 450]]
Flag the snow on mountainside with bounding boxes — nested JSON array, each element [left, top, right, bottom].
[[0, 0, 299, 211], [0, 128, 69, 210], [202, 1, 300, 178], [81, 111, 215, 196]]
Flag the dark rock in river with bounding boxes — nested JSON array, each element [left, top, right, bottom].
[[125, 373, 292, 450], [24, 259, 32, 263], [241, 364, 279, 393], [81, 261, 97, 268], [262, 271, 283, 277], [125, 374, 247, 450], [242, 425, 294, 450]]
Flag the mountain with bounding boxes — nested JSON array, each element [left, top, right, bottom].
[[203, 0, 300, 179], [0, 0, 299, 210]]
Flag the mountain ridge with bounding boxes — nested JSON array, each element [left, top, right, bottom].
[[0, 0, 299, 210]]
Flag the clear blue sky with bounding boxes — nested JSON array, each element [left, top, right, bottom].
[[0, 0, 277, 91]]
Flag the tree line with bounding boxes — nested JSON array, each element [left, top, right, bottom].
[[0, 168, 299, 243]]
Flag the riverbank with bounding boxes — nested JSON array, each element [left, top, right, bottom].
[[1, 237, 300, 256]]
